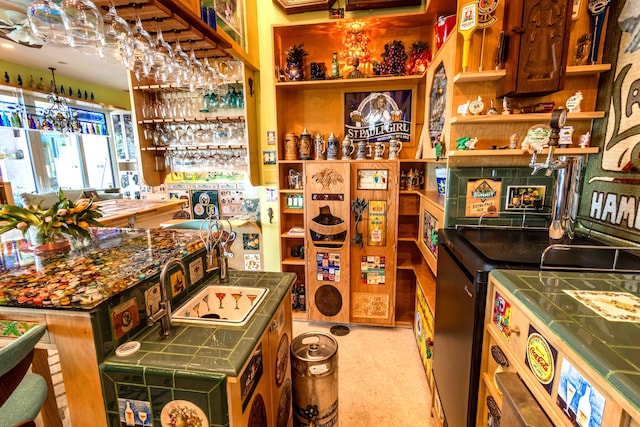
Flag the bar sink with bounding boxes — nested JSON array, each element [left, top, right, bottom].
[[172, 285, 269, 326]]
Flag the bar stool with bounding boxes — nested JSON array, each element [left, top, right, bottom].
[[0, 324, 48, 427]]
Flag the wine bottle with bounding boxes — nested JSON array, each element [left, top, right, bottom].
[[331, 52, 340, 78], [124, 400, 135, 426], [576, 385, 592, 427]]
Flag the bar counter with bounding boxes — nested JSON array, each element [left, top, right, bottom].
[[0, 228, 203, 310], [488, 269, 640, 424], [0, 227, 206, 427]]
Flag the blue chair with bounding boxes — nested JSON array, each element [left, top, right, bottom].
[[0, 324, 48, 427]]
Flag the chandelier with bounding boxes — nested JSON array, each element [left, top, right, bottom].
[[42, 67, 79, 134]]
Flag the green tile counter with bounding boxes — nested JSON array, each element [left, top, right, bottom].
[[0, 228, 208, 427], [484, 269, 640, 426], [100, 270, 296, 427]]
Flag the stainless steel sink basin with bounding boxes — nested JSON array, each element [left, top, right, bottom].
[[172, 285, 269, 326]]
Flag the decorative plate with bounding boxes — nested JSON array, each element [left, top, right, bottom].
[[160, 400, 208, 427]]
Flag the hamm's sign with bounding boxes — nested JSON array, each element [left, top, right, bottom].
[[581, 3, 640, 243]]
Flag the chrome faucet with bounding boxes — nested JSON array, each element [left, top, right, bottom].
[[148, 258, 186, 337], [529, 108, 584, 240]]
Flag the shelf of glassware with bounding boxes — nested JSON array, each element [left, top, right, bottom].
[[0, 81, 127, 111]]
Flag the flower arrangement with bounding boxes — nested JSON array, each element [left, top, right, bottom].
[[0, 190, 103, 246]]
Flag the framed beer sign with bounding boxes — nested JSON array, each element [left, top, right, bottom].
[[344, 90, 413, 144]]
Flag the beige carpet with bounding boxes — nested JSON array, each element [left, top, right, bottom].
[[292, 321, 435, 427]]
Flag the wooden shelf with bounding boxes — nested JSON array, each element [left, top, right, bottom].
[[447, 147, 599, 157], [566, 64, 612, 76], [451, 111, 605, 124], [398, 236, 418, 243], [279, 189, 304, 194], [281, 257, 305, 266], [282, 208, 304, 214], [275, 73, 425, 91], [0, 81, 128, 111], [453, 70, 506, 83], [281, 232, 305, 239], [452, 64, 611, 84]]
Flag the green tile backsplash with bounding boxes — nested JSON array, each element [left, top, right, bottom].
[[445, 166, 553, 227]]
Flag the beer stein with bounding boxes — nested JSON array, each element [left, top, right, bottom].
[[341, 135, 355, 160], [314, 133, 326, 160], [355, 140, 371, 160], [298, 128, 312, 160], [284, 132, 299, 160], [326, 132, 339, 160], [373, 141, 386, 160], [388, 138, 403, 159]]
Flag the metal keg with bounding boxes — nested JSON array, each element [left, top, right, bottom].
[[290, 332, 338, 427]]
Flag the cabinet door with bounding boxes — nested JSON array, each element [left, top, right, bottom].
[[304, 162, 351, 323], [349, 162, 398, 326], [227, 332, 272, 426], [267, 292, 294, 427], [500, 0, 573, 96]]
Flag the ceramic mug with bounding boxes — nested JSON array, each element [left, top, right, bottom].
[[326, 132, 339, 160], [389, 138, 403, 159], [284, 133, 299, 160], [373, 141, 386, 160], [298, 129, 312, 160], [314, 133, 326, 160], [355, 141, 371, 160], [341, 136, 355, 160]]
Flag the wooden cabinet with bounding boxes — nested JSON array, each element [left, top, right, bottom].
[[227, 289, 293, 427], [273, 11, 448, 327], [435, 0, 610, 163]]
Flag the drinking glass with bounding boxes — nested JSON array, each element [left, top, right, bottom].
[[27, 0, 71, 45], [152, 27, 174, 83], [101, 2, 133, 67], [130, 15, 155, 78], [61, 0, 105, 55], [172, 39, 191, 88]]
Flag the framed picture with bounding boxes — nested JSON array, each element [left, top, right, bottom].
[[346, 0, 420, 11], [345, 90, 413, 144], [505, 185, 546, 210], [357, 169, 388, 190], [273, 0, 337, 14], [206, 0, 245, 48], [465, 179, 501, 217]]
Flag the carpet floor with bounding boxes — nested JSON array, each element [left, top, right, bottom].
[[292, 320, 435, 427]]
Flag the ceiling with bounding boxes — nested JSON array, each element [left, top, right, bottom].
[[0, 0, 129, 91], [0, 0, 232, 93]]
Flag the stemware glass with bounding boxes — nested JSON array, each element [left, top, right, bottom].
[[172, 38, 191, 88], [61, 0, 105, 55], [101, 2, 133, 67], [130, 15, 155, 79], [188, 48, 205, 91], [152, 27, 174, 83], [27, 0, 71, 46]]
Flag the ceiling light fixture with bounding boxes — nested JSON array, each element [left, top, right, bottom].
[[42, 67, 79, 135]]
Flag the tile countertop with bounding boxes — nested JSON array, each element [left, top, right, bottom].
[[101, 270, 296, 377], [0, 228, 204, 310], [490, 269, 640, 418]]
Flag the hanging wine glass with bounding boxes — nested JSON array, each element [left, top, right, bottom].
[[172, 38, 191, 88], [101, 2, 133, 67], [130, 15, 155, 79], [27, 0, 71, 46], [202, 56, 219, 92], [188, 48, 205, 92], [152, 26, 174, 84], [61, 0, 105, 56]]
